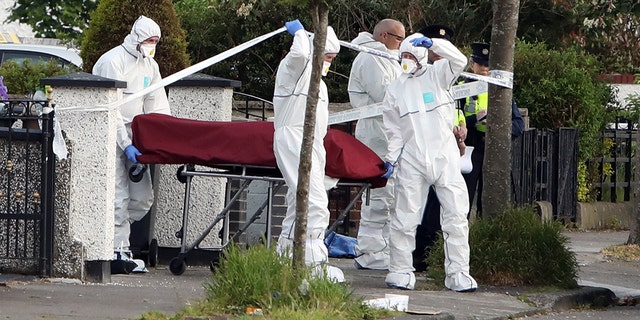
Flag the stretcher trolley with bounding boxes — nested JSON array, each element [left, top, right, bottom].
[[131, 114, 387, 275]]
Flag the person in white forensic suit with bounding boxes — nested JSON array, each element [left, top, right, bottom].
[[381, 33, 478, 292], [272, 19, 344, 282], [93, 15, 171, 274], [347, 19, 405, 270]]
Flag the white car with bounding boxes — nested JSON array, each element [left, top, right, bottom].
[[0, 43, 82, 68]]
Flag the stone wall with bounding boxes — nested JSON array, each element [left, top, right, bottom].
[[576, 201, 634, 230]]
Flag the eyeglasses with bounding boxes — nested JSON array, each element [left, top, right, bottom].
[[386, 32, 405, 41]]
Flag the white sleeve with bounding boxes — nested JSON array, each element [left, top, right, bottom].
[[382, 87, 402, 164], [116, 110, 132, 150], [430, 38, 468, 88], [281, 29, 312, 72]]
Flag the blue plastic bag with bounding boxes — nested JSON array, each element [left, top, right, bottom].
[[324, 231, 357, 258]]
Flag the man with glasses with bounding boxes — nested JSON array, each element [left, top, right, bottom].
[[347, 19, 405, 270]]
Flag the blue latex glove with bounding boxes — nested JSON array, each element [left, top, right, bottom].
[[381, 162, 394, 179], [285, 19, 304, 36], [124, 145, 141, 164], [410, 36, 433, 48]]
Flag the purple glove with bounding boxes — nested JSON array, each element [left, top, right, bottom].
[[381, 162, 395, 179], [285, 19, 304, 36], [124, 145, 141, 164], [410, 36, 433, 48]]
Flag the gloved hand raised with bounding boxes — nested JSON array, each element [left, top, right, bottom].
[[381, 161, 395, 179], [285, 19, 304, 36], [124, 145, 141, 164], [410, 36, 433, 48]]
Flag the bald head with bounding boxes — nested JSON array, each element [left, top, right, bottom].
[[373, 19, 405, 50]]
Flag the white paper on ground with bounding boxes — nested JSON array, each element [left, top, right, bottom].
[[362, 294, 410, 312], [385, 294, 409, 312]]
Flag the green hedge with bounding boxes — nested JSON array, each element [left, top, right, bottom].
[[0, 60, 76, 96]]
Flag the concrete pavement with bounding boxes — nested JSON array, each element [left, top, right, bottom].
[[1, 230, 638, 319]]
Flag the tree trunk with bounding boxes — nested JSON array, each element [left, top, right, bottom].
[[628, 112, 640, 244], [292, 1, 329, 270], [483, 0, 520, 218]]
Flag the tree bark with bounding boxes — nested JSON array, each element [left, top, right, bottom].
[[483, 0, 520, 218], [293, 1, 329, 270]]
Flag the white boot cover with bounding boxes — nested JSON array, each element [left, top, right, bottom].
[[445, 271, 477, 292], [307, 238, 344, 283], [385, 271, 416, 290], [277, 237, 345, 283]]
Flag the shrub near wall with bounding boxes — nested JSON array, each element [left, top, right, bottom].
[[426, 207, 579, 288], [0, 60, 75, 96]]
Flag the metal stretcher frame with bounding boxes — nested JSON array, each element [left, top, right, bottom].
[[168, 163, 370, 275]]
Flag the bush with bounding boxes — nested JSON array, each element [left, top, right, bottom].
[[204, 243, 386, 319], [136, 243, 388, 319], [426, 206, 579, 289], [513, 40, 615, 200], [0, 60, 76, 95]]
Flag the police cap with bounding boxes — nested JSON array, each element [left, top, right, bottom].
[[470, 42, 490, 66], [418, 24, 454, 42]]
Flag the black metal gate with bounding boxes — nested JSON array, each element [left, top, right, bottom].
[[0, 100, 55, 277], [595, 129, 636, 202], [512, 128, 578, 222]]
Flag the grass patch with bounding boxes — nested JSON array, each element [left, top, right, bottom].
[[425, 206, 579, 289], [134, 243, 390, 319], [602, 244, 640, 261]]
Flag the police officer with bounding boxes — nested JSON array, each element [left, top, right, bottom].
[[463, 43, 525, 218]]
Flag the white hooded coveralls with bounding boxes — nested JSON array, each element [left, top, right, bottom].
[[347, 31, 402, 269], [92, 15, 171, 250], [382, 34, 474, 289], [273, 27, 340, 267]]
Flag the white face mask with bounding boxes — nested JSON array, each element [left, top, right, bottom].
[[321, 61, 331, 76], [140, 44, 156, 58], [401, 58, 418, 74]]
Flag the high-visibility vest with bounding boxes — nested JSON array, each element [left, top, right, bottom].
[[464, 91, 488, 132], [456, 109, 466, 127]]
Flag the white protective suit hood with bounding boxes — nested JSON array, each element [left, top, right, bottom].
[[324, 26, 341, 54], [399, 33, 429, 68], [122, 15, 162, 59], [310, 26, 340, 55]]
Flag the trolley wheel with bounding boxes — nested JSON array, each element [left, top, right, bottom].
[[176, 165, 187, 184], [209, 259, 220, 273], [147, 239, 158, 267], [169, 257, 186, 275], [128, 164, 147, 182]]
